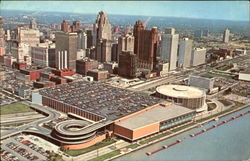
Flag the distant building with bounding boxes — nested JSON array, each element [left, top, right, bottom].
[[223, 28, 230, 43], [191, 48, 206, 66], [118, 51, 137, 78], [86, 30, 93, 48], [76, 58, 98, 75], [103, 62, 118, 74], [55, 32, 78, 70], [111, 43, 118, 62], [17, 27, 40, 46], [29, 18, 37, 29], [194, 30, 203, 38], [158, 62, 169, 76], [239, 68, 250, 82], [160, 28, 179, 70], [71, 21, 80, 32], [134, 21, 158, 70], [0, 17, 5, 56], [117, 34, 134, 62], [77, 31, 87, 50], [188, 75, 214, 92], [31, 43, 55, 67], [203, 29, 209, 37], [87, 69, 109, 81], [178, 38, 193, 68], [61, 20, 69, 32], [93, 11, 112, 62]]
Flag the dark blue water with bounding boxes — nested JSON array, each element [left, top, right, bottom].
[[114, 106, 250, 161]]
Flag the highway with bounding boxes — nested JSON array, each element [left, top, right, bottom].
[[1, 101, 64, 140]]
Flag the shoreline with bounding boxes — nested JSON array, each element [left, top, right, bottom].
[[106, 103, 249, 161]]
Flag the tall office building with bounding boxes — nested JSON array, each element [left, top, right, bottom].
[[160, 28, 179, 71], [133, 20, 158, 70], [191, 47, 206, 66], [194, 30, 203, 38], [71, 21, 80, 32], [77, 31, 87, 50], [93, 11, 112, 62], [17, 27, 40, 47], [178, 38, 193, 68], [117, 34, 134, 62], [55, 32, 78, 70], [0, 17, 5, 56], [61, 20, 69, 32], [86, 30, 93, 48], [29, 18, 37, 29], [223, 28, 230, 43], [118, 51, 137, 78]]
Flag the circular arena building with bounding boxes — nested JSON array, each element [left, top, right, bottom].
[[156, 85, 207, 112]]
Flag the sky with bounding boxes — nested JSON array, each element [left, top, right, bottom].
[[1, 1, 249, 21]]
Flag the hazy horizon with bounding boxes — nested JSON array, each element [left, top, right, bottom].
[[1, 1, 249, 22]]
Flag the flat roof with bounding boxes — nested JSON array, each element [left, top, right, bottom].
[[116, 104, 194, 130], [39, 80, 163, 121], [156, 85, 205, 99]]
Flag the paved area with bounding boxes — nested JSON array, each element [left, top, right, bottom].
[[2, 137, 47, 161], [224, 94, 250, 104]]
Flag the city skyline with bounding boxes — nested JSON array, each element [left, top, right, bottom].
[[1, 1, 249, 21]]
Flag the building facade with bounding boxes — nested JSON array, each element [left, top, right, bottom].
[[55, 32, 78, 70], [191, 48, 206, 66], [118, 51, 137, 78], [117, 34, 134, 62], [178, 38, 193, 68], [133, 21, 158, 71], [76, 58, 98, 75], [160, 28, 179, 71], [223, 28, 230, 43], [93, 11, 112, 62]]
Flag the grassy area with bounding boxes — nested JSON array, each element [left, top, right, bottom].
[[197, 102, 245, 123], [89, 150, 120, 161], [139, 131, 172, 145], [125, 143, 140, 149], [171, 122, 196, 133], [218, 99, 232, 106], [232, 91, 248, 97], [217, 65, 232, 71], [64, 139, 116, 156], [201, 72, 233, 79], [207, 103, 217, 111], [0, 102, 34, 115]]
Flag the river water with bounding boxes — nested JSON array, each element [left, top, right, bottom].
[[114, 106, 250, 161]]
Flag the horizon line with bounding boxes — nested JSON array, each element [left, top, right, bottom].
[[2, 8, 249, 23]]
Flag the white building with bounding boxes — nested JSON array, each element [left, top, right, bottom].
[[160, 28, 179, 71], [239, 68, 250, 81], [191, 47, 206, 66], [178, 38, 193, 68], [223, 28, 230, 43]]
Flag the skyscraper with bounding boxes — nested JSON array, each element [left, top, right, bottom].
[[29, 18, 37, 29], [178, 38, 193, 68], [77, 31, 87, 50], [0, 17, 5, 56], [61, 20, 69, 32], [191, 47, 206, 66], [118, 51, 137, 78], [117, 34, 134, 62], [93, 11, 112, 62], [71, 21, 80, 32], [223, 28, 230, 43], [160, 28, 179, 71], [133, 20, 158, 70], [55, 32, 78, 70]]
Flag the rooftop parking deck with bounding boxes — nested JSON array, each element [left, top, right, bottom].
[[39, 80, 163, 120]]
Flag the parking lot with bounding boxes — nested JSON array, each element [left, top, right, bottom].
[[0, 134, 58, 161]]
